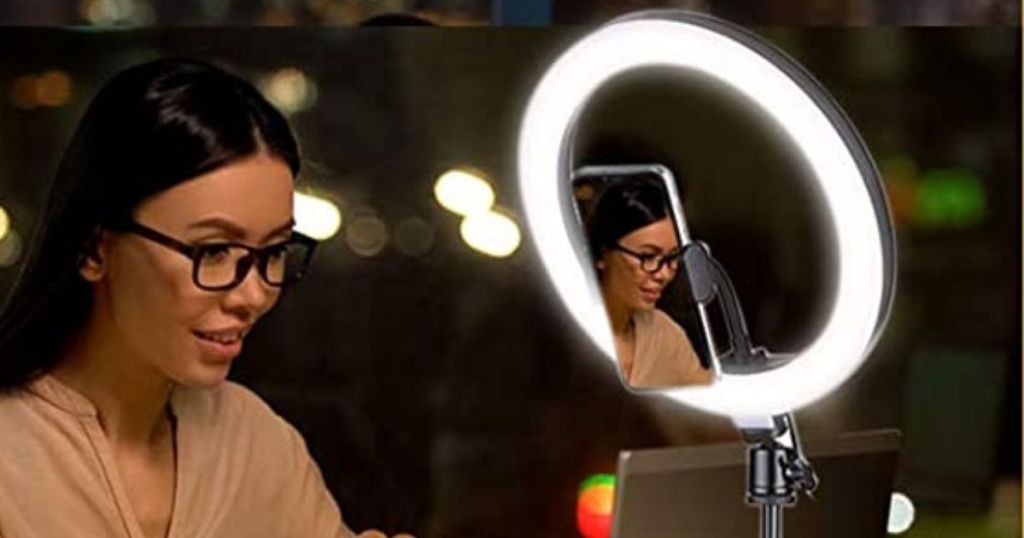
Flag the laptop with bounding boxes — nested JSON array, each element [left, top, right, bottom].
[[612, 429, 901, 538]]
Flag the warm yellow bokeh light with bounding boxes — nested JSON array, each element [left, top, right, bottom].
[[0, 206, 9, 242], [459, 209, 521, 258], [0, 229, 21, 268], [293, 192, 342, 241], [260, 67, 317, 114], [80, 0, 133, 24], [434, 168, 496, 217]]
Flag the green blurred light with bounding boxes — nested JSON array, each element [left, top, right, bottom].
[[579, 473, 616, 493], [913, 169, 986, 228]]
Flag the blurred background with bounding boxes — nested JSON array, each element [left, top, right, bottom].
[[0, 0, 1018, 25], [0, 3, 1019, 538]]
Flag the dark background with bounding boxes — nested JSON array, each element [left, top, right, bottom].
[[0, 0, 1017, 26], [0, 12, 1018, 538]]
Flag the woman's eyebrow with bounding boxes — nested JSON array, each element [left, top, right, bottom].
[[187, 217, 247, 239], [638, 243, 675, 252], [263, 219, 296, 242], [187, 217, 295, 242]]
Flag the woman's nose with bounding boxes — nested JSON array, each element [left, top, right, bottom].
[[652, 264, 673, 283], [224, 264, 276, 318]]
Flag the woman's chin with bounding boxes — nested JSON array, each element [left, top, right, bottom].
[[173, 363, 233, 389], [635, 298, 658, 310]]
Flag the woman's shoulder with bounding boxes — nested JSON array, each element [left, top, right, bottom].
[[638, 308, 688, 336], [0, 375, 95, 420], [650, 307, 680, 325], [0, 385, 46, 424]]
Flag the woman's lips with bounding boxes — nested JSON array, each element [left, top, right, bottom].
[[193, 332, 243, 361], [640, 288, 662, 303]]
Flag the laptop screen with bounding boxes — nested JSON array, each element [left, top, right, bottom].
[[612, 429, 901, 538]]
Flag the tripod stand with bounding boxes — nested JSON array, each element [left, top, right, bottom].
[[737, 414, 819, 538]]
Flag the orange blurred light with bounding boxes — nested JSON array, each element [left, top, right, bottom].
[[577, 474, 615, 538], [35, 70, 72, 107], [881, 156, 920, 228]]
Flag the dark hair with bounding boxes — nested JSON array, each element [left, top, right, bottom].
[[585, 176, 671, 262], [0, 58, 300, 389]]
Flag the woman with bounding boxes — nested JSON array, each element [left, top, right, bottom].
[[0, 59, 407, 538], [586, 176, 714, 390]]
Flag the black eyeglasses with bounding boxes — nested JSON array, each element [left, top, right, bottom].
[[613, 244, 683, 274], [123, 221, 317, 291]]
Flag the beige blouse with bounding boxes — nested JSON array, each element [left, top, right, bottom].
[[628, 309, 714, 389], [0, 375, 355, 538]]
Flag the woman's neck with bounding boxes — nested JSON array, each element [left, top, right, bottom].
[[52, 310, 174, 449], [604, 296, 634, 337]]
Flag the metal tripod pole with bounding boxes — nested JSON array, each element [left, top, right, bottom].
[[761, 502, 782, 538]]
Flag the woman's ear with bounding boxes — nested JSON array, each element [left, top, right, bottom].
[[77, 228, 107, 282]]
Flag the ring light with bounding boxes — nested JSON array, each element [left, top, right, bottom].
[[517, 11, 896, 417]]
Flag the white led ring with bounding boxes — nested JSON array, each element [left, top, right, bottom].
[[517, 11, 895, 417]]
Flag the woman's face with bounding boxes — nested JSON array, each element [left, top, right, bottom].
[[597, 217, 681, 313], [86, 153, 295, 388]]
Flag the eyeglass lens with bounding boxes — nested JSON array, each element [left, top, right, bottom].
[[639, 252, 681, 273], [195, 241, 310, 288]]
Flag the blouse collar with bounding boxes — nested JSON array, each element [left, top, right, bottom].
[[27, 373, 186, 420]]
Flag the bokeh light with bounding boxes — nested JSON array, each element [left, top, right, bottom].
[[434, 168, 496, 216], [881, 156, 919, 227], [887, 492, 915, 534], [10, 71, 74, 109], [294, 192, 342, 241], [577, 474, 615, 538], [915, 168, 986, 228], [260, 67, 318, 114], [79, 0, 152, 25], [0, 205, 9, 242], [35, 70, 72, 107], [0, 229, 23, 268], [459, 209, 521, 258], [345, 209, 388, 257], [881, 156, 986, 229]]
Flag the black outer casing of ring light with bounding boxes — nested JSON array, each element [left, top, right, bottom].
[[554, 9, 897, 352]]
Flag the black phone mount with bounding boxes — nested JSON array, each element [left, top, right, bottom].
[[681, 240, 793, 374]]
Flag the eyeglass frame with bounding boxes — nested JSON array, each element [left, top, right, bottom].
[[121, 220, 318, 291], [612, 243, 683, 274]]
